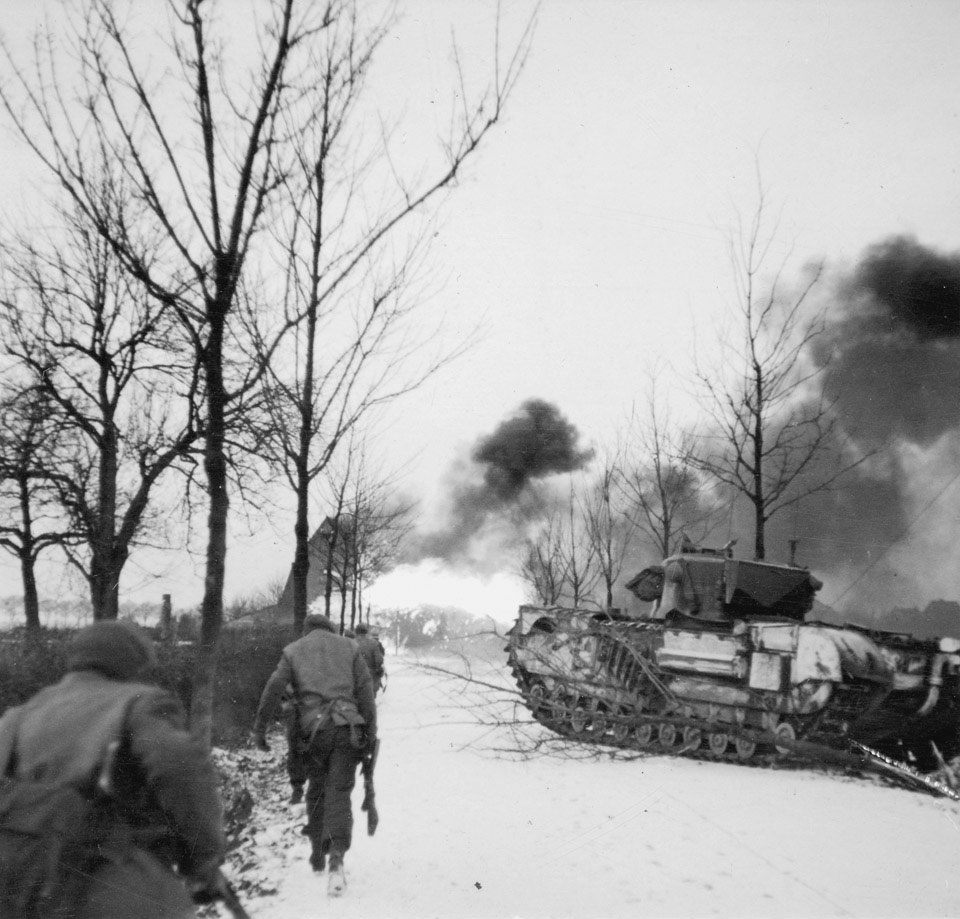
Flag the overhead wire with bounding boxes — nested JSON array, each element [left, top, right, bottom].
[[833, 466, 960, 605]]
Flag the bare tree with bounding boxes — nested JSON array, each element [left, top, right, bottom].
[[254, 3, 534, 633], [621, 386, 714, 560], [581, 457, 637, 611], [225, 572, 286, 622], [0, 387, 82, 631], [520, 492, 599, 608], [559, 490, 599, 607], [0, 197, 200, 619], [520, 512, 568, 606], [321, 468, 351, 624], [0, 0, 369, 744], [693, 183, 862, 560], [343, 458, 415, 630], [318, 436, 415, 631]]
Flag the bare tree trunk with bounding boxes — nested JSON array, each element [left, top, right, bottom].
[[324, 520, 340, 618], [349, 549, 359, 628], [753, 385, 765, 560], [20, 549, 40, 633], [15, 473, 41, 633], [192, 312, 229, 748], [90, 425, 120, 619], [90, 546, 128, 620], [291, 465, 310, 632], [338, 583, 348, 632]]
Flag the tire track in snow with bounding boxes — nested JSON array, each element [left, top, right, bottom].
[[538, 791, 665, 864], [663, 790, 854, 916]]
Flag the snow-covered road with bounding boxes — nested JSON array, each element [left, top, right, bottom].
[[232, 647, 960, 919]]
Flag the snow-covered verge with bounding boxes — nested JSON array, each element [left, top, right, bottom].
[[212, 646, 960, 919]]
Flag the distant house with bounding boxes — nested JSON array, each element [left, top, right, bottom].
[[275, 516, 354, 617]]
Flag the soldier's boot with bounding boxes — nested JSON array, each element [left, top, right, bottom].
[[327, 853, 346, 897], [309, 851, 326, 873], [289, 783, 304, 805]]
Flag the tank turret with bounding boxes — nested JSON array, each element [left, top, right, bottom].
[[626, 547, 822, 623]]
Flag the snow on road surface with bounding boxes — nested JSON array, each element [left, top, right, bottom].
[[230, 644, 960, 919]]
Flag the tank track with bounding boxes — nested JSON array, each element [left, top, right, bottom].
[[509, 651, 960, 799], [507, 622, 883, 766]]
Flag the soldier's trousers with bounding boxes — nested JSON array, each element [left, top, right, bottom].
[[304, 725, 362, 857]]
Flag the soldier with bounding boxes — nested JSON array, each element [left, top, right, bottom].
[[253, 614, 376, 897], [355, 623, 386, 695], [0, 620, 226, 919]]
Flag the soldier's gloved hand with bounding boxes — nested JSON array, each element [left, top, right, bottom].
[[253, 729, 270, 752], [187, 865, 225, 904]]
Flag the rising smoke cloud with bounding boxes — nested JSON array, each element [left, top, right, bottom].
[[817, 235, 960, 447], [408, 399, 594, 569], [786, 235, 960, 619]]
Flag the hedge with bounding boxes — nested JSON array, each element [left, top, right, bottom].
[[0, 622, 297, 748]]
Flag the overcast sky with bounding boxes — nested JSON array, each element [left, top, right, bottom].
[[1, 0, 958, 616]]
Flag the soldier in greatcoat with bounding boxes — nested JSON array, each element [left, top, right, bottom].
[[354, 623, 386, 695], [253, 613, 376, 897], [0, 620, 226, 919]]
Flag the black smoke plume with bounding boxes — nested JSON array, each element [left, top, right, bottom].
[[815, 235, 960, 448], [472, 398, 595, 500], [786, 235, 960, 620], [408, 399, 594, 567], [853, 235, 960, 340]]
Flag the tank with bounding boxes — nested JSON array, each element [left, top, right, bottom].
[[506, 543, 960, 769]]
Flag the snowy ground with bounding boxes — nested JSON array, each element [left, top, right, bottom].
[[220, 642, 960, 919]]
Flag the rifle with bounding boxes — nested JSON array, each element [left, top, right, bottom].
[[98, 743, 253, 917], [217, 871, 252, 919], [360, 738, 380, 836]]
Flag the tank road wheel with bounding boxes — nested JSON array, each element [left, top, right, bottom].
[[708, 732, 729, 756], [527, 682, 548, 718], [569, 701, 591, 736], [589, 702, 609, 738], [634, 723, 654, 748], [735, 736, 757, 761], [774, 722, 797, 755], [681, 726, 702, 753], [610, 708, 631, 744], [658, 722, 678, 748]]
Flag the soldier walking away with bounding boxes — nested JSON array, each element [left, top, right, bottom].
[[355, 623, 386, 696], [0, 621, 227, 919], [253, 614, 377, 897]]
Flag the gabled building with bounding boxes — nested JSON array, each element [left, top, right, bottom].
[[275, 516, 355, 617]]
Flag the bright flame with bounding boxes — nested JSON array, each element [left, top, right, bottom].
[[367, 558, 525, 621]]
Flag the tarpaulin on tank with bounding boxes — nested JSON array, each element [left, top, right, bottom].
[[822, 628, 893, 684], [625, 567, 664, 601], [723, 560, 822, 620], [791, 627, 893, 685]]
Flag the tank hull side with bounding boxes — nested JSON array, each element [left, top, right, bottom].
[[506, 606, 960, 765]]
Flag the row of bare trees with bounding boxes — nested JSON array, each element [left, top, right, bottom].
[[0, 0, 534, 743], [311, 434, 415, 632], [520, 181, 867, 610], [519, 438, 697, 611]]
